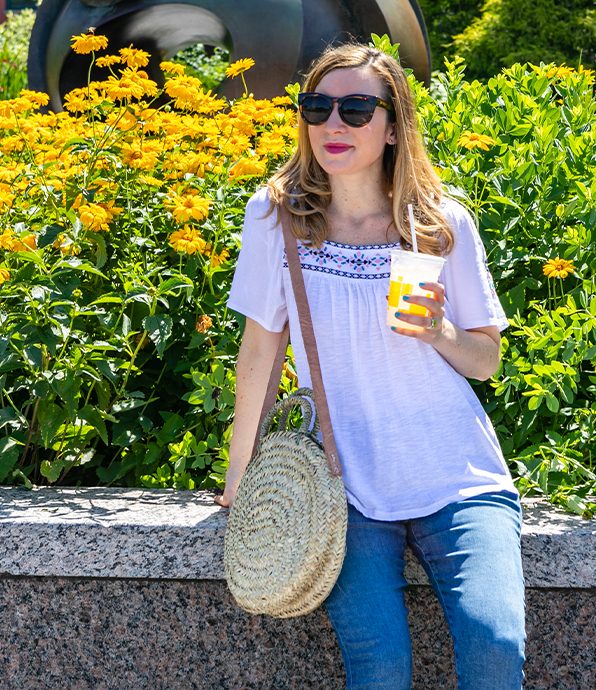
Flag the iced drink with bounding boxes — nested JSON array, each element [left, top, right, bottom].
[[387, 249, 446, 331]]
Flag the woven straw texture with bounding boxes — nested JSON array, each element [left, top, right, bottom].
[[224, 390, 347, 618]]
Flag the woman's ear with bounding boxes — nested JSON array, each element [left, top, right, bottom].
[[386, 125, 397, 145]]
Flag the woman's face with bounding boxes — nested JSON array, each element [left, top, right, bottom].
[[306, 66, 395, 182]]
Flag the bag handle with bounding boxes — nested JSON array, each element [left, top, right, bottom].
[[251, 205, 342, 477]]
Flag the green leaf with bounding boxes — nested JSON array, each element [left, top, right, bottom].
[[37, 400, 68, 447], [91, 233, 108, 269], [40, 459, 65, 483], [157, 277, 193, 295], [142, 314, 172, 357], [79, 405, 109, 445], [545, 393, 560, 413], [0, 437, 20, 481], [37, 224, 64, 249]]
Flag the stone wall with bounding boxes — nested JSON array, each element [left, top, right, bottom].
[[0, 488, 594, 689]]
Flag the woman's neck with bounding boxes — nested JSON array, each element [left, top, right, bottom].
[[326, 175, 397, 244]]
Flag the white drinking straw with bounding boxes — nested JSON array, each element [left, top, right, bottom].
[[407, 203, 418, 253]]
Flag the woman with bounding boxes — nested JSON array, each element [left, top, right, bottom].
[[216, 43, 526, 689]]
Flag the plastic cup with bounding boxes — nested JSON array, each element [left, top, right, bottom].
[[386, 249, 446, 331]]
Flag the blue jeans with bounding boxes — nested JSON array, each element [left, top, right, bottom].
[[324, 491, 526, 689]]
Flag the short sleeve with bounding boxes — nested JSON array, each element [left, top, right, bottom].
[[227, 187, 288, 332], [440, 199, 509, 332]]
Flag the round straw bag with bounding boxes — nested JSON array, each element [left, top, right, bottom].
[[224, 388, 347, 618]]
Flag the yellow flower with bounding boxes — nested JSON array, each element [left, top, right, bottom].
[[78, 201, 121, 232], [257, 133, 288, 157], [119, 46, 150, 68], [140, 175, 164, 187], [544, 65, 576, 80], [457, 131, 496, 151], [160, 61, 186, 76], [0, 229, 16, 250], [0, 267, 10, 286], [229, 157, 267, 180], [102, 69, 158, 101], [167, 193, 210, 223], [195, 315, 213, 333], [95, 55, 121, 68], [169, 226, 208, 255], [70, 32, 108, 55], [18, 90, 50, 108], [163, 75, 208, 110], [225, 58, 255, 79], [543, 258, 575, 279], [210, 248, 229, 268], [13, 234, 37, 252]]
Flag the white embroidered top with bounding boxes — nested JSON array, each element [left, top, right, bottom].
[[228, 187, 516, 520]]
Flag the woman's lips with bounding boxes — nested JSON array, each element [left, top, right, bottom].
[[323, 143, 352, 154]]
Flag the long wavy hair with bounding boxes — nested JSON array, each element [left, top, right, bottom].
[[267, 43, 454, 255]]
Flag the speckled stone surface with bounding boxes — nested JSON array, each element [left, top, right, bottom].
[[0, 578, 593, 689], [1, 488, 594, 587], [0, 488, 594, 689]]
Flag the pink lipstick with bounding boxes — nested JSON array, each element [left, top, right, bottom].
[[324, 143, 351, 154]]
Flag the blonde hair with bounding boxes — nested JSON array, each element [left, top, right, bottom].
[[268, 42, 454, 255]]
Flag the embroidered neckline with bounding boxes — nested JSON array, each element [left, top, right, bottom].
[[322, 239, 401, 250], [283, 240, 394, 280]]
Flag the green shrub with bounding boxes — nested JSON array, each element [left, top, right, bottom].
[[452, 0, 595, 79], [0, 9, 36, 100], [412, 58, 595, 515], [417, 0, 484, 74]]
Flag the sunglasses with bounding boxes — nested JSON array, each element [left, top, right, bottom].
[[298, 92, 394, 128]]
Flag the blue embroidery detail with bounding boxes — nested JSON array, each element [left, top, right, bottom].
[[283, 240, 396, 280]]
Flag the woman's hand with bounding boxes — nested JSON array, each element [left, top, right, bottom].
[[213, 466, 244, 509], [390, 281, 446, 344], [214, 489, 235, 509], [389, 281, 501, 380]]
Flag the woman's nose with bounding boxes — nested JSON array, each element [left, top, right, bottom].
[[324, 102, 345, 129]]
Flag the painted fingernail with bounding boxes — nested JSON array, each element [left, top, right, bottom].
[[419, 282, 426, 287], [403, 295, 410, 301], [395, 311, 401, 317], [391, 327, 396, 331]]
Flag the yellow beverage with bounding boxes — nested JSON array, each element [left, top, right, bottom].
[[386, 276, 431, 331]]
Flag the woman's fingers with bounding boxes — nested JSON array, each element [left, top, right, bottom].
[[214, 493, 233, 508]]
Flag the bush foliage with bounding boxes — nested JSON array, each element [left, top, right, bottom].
[[0, 34, 594, 515], [418, 0, 595, 79], [452, 0, 596, 80], [0, 9, 35, 99], [413, 57, 595, 515]]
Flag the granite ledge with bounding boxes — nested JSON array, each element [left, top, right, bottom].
[[0, 487, 593, 588]]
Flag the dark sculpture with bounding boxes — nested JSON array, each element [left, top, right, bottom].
[[28, 0, 430, 111]]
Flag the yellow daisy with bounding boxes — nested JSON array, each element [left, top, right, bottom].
[[119, 46, 151, 69], [0, 267, 10, 286], [70, 32, 109, 55], [225, 58, 255, 79], [169, 226, 208, 255], [543, 258, 575, 279], [457, 131, 496, 151]]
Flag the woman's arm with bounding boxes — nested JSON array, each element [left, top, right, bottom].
[[214, 317, 286, 508], [390, 281, 501, 381]]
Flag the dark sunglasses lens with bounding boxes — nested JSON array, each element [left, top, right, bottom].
[[339, 98, 376, 126], [300, 95, 332, 124]]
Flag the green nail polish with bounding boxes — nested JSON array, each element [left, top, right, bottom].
[[395, 311, 401, 317]]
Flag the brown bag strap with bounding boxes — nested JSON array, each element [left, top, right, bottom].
[[252, 205, 342, 477]]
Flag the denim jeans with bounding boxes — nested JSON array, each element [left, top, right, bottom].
[[324, 491, 526, 689]]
